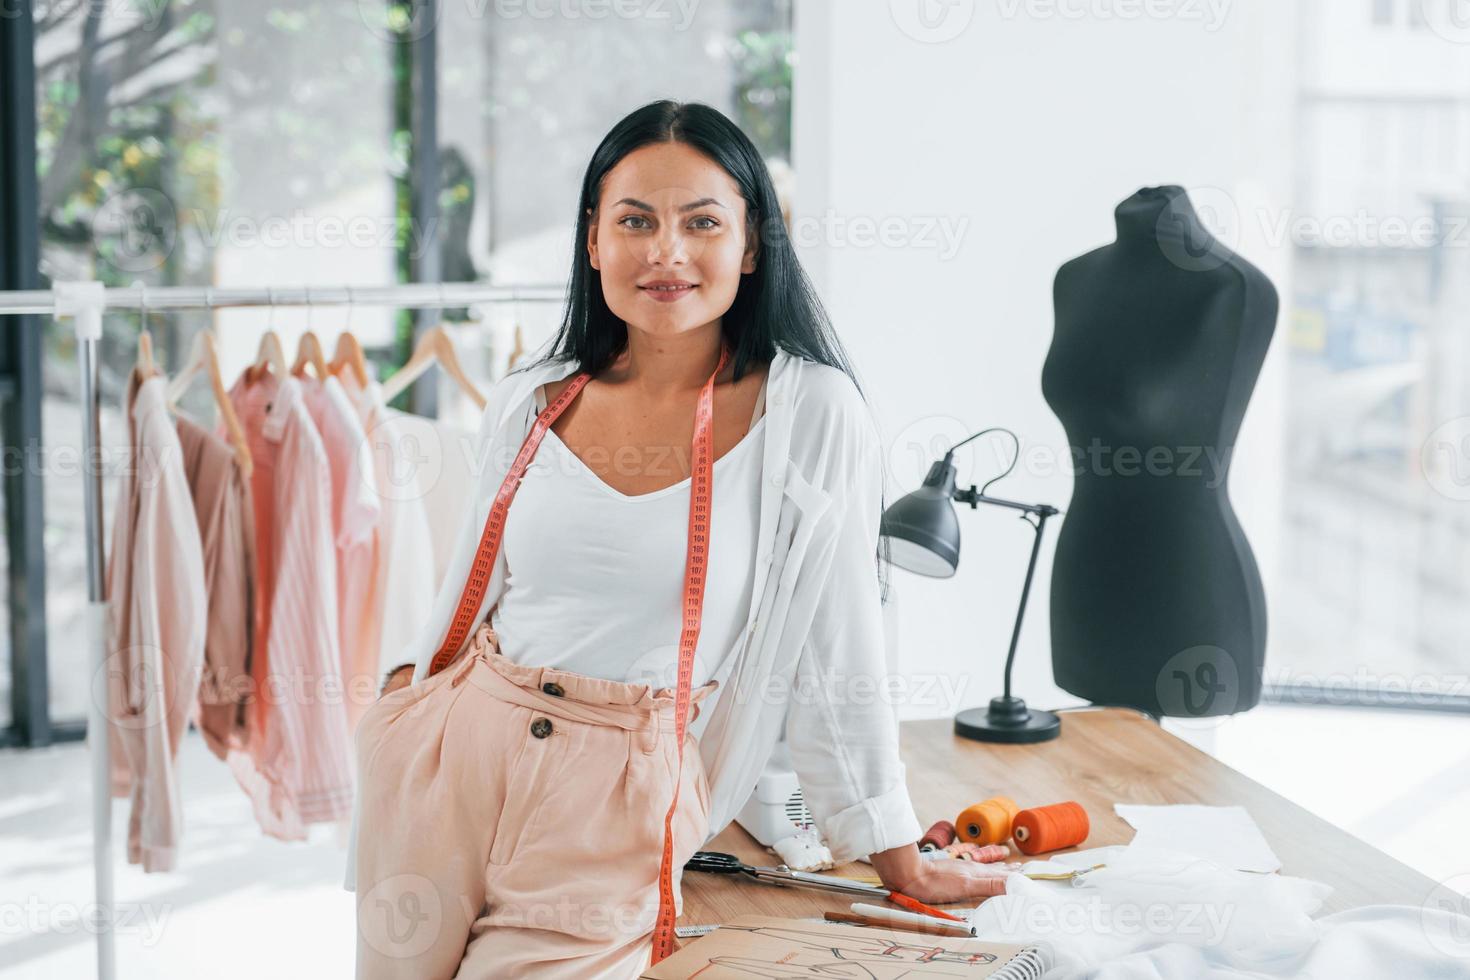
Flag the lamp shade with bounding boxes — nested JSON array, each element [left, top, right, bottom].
[[880, 457, 961, 577], [879, 442, 1061, 743]]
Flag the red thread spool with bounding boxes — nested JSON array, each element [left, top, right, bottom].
[[919, 819, 957, 852], [1011, 801, 1089, 855]]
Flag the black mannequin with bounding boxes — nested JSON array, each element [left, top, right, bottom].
[[1040, 186, 1277, 718]]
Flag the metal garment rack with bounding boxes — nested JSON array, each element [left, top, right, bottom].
[[0, 279, 564, 980]]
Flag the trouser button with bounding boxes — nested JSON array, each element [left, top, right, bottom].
[[530, 717, 554, 739], [541, 681, 564, 697]]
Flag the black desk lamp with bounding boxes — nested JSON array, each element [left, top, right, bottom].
[[880, 428, 1062, 744]]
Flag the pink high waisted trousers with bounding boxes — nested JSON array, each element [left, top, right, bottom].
[[352, 621, 718, 979]]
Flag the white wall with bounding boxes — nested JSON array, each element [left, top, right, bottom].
[[792, 0, 1297, 721]]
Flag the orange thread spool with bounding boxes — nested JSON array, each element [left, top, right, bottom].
[[955, 796, 1020, 846], [1011, 801, 1089, 855], [919, 819, 957, 852]]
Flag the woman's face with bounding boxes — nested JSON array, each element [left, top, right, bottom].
[[587, 141, 758, 339]]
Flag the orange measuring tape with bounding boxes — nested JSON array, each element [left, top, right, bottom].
[[424, 339, 731, 966]]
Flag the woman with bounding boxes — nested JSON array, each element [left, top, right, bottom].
[[348, 100, 1010, 978]]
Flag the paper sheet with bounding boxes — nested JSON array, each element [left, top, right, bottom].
[[641, 914, 1043, 978], [1114, 803, 1282, 873]]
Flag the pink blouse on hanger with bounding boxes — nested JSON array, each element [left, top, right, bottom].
[[222, 369, 355, 839], [299, 374, 382, 733]]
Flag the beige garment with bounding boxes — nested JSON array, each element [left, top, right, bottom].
[[106, 369, 208, 872], [175, 412, 257, 761]]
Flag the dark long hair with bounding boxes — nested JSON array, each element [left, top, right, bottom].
[[513, 99, 892, 604]]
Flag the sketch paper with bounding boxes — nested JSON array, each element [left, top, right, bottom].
[[641, 914, 1043, 979]]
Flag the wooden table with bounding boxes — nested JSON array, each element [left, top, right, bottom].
[[679, 706, 1441, 927]]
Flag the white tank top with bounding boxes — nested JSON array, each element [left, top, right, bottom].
[[489, 372, 768, 689]]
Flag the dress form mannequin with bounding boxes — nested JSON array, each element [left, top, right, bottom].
[[1041, 186, 1277, 718]]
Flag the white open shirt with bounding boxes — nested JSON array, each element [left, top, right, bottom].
[[344, 345, 921, 891]]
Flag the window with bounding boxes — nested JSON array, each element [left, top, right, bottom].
[[31, 0, 395, 726], [431, 0, 794, 425], [1279, 5, 1470, 709], [11, 0, 795, 738]]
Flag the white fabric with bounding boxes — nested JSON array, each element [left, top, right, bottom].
[[967, 845, 1470, 978], [347, 380, 439, 677], [488, 383, 765, 689], [379, 407, 476, 590], [374, 346, 922, 867], [770, 828, 836, 872]]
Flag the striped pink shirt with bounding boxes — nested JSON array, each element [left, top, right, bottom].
[[222, 369, 355, 838]]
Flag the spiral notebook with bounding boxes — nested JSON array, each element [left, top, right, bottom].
[[640, 913, 1049, 979]]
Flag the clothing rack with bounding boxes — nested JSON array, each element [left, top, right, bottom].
[[0, 279, 564, 980]]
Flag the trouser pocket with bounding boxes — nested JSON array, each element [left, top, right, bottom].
[[354, 670, 501, 979], [484, 707, 564, 869]]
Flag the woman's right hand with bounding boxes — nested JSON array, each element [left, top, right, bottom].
[[378, 663, 415, 699]]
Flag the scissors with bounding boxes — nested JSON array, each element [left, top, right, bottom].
[[683, 851, 969, 923], [683, 851, 890, 898]]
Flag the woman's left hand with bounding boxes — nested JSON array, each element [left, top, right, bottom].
[[869, 842, 1019, 906], [886, 855, 1017, 904], [887, 858, 1017, 905]]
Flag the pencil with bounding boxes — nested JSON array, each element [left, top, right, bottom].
[[885, 890, 969, 923], [829, 904, 975, 937], [824, 910, 973, 937]]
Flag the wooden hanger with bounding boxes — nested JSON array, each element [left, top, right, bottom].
[[380, 322, 486, 409], [504, 291, 525, 375], [330, 331, 371, 389], [245, 288, 289, 384], [289, 288, 332, 381], [291, 330, 330, 379], [167, 329, 254, 479], [135, 285, 163, 381], [248, 329, 289, 384], [328, 286, 371, 389], [136, 328, 160, 380], [506, 322, 526, 372]]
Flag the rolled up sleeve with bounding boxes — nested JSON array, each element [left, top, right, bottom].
[[785, 410, 923, 864]]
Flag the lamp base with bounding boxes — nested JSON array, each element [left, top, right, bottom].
[[954, 696, 1061, 744]]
